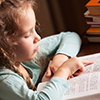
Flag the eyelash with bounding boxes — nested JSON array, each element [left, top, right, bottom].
[[24, 32, 31, 38]]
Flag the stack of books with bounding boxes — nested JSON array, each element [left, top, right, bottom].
[[84, 0, 100, 42]]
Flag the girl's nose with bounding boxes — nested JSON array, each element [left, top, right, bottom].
[[33, 30, 41, 43]]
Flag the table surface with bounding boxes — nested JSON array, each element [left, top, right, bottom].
[[77, 33, 100, 57]]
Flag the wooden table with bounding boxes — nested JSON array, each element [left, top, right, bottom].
[[77, 33, 100, 57]]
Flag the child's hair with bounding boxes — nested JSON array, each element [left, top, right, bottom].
[[0, 0, 37, 90]]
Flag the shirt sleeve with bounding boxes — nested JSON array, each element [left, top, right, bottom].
[[39, 77, 70, 100], [0, 74, 70, 100], [38, 31, 81, 58]]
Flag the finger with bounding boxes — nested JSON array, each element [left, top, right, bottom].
[[74, 70, 83, 76], [74, 66, 85, 76], [74, 71, 83, 76], [81, 60, 94, 65], [45, 67, 52, 78], [67, 75, 74, 80], [67, 77, 70, 80], [70, 75, 74, 78]]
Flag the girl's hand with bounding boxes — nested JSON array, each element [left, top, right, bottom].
[[72, 59, 94, 76], [53, 57, 94, 80], [45, 54, 69, 78]]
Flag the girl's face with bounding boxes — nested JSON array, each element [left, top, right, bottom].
[[15, 7, 41, 62]]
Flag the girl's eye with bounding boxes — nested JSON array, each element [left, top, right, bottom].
[[24, 33, 31, 38], [24, 35, 29, 38]]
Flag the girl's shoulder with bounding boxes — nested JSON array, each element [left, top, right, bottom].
[[0, 66, 23, 81]]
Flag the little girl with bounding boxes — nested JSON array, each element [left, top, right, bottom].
[[0, 0, 93, 100]]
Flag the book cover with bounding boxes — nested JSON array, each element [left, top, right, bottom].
[[86, 18, 100, 25], [86, 36, 100, 42], [85, 0, 100, 7], [86, 27, 100, 35], [91, 24, 100, 27], [85, 34, 100, 42], [84, 10, 100, 19]]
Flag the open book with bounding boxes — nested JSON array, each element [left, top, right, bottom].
[[37, 53, 100, 100]]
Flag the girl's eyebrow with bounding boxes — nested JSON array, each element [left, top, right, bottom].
[[24, 21, 36, 34], [28, 21, 36, 32], [29, 27, 34, 32]]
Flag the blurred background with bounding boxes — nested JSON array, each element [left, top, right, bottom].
[[36, 0, 90, 38]]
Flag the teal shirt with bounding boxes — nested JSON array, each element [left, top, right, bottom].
[[0, 32, 81, 100]]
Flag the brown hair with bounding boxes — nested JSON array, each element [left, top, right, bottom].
[[0, 0, 37, 90]]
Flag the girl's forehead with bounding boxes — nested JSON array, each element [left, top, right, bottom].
[[19, 6, 34, 18], [17, 7, 36, 34]]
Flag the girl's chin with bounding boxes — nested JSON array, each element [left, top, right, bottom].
[[25, 56, 36, 61], [30, 52, 37, 59]]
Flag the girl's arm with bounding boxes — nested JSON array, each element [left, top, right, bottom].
[[38, 32, 81, 58], [45, 54, 69, 78], [0, 58, 94, 100], [38, 32, 81, 78]]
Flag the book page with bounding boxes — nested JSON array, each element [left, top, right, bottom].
[[79, 53, 100, 74], [64, 72, 100, 100], [37, 81, 48, 93], [37, 72, 100, 100], [68, 93, 100, 100]]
